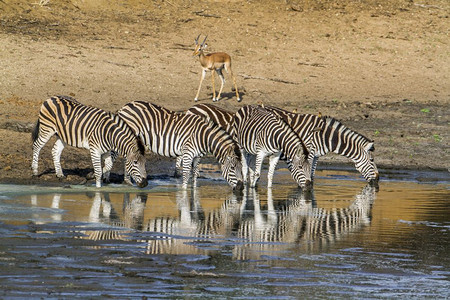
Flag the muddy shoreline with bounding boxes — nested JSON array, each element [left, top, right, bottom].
[[0, 0, 448, 186]]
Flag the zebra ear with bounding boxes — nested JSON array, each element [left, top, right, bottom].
[[365, 142, 375, 152]]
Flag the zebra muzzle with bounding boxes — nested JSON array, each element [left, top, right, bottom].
[[137, 178, 148, 188], [234, 180, 244, 191], [304, 180, 313, 191]]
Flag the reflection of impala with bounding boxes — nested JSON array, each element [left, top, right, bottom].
[[193, 35, 240, 102]]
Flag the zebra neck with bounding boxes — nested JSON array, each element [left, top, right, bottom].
[[206, 128, 232, 164], [108, 119, 132, 157], [325, 125, 361, 160]]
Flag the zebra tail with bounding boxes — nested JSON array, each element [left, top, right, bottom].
[[31, 119, 40, 143]]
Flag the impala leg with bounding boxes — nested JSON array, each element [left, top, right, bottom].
[[216, 68, 225, 101], [228, 65, 240, 102], [52, 139, 65, 178], [211, 69, 217, 101], [195, 69, 207, 102]]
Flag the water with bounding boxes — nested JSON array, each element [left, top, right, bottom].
[[0, 169, 448, 299]]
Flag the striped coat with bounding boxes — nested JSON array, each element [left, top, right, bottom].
[[118, 101, 243, 190], [31, 96, 148, 188], [233, 105, 311, 188]]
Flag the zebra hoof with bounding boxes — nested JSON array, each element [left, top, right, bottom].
[[303, 180, 313, 191], [194, 98, 198, 102], [237, 97, 241, 102]]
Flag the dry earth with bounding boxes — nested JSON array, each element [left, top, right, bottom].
[[0, 0, 448, 185]]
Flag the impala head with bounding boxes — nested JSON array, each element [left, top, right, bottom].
[[354, 141, 379, 186], [193, 34, 208, 56], [220, 144, 244, 191], [125, 139, 148, 188], [289, 145, 313, 190]]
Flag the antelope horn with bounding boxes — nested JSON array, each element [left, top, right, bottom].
[[195, 34, 200, 44], [201, 35, 208, 46]]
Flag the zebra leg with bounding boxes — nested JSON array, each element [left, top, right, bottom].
[[102, 151, 118, 183], [89, 148, 103, 188], [123, 162, 133, 186], [247, 154, 256, 184], [31, 126, 55, 176], [251, 153, 265, 188], [194, 69, 207, 102], [181, 154, 194, 190], [192, 157, 201, 187], [51, 139, 65, 178], [310, 156, 319, 182], [216, 68, 225, 101], [267, 153, 281, 188], [174, 156, 183, 178], [241, 150, 249, 183]]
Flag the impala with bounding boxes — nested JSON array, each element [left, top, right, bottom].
[[193, 35, 241, 102]]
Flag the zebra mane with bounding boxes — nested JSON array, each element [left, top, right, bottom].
[[321, 116, 374, 144]]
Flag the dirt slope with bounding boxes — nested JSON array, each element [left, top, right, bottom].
[[0, 0, 448, 185]]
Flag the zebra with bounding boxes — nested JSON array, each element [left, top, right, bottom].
[[117, 101, 244, 190], [265, 106, 379, 184], [233, 105, 312, 188], [187, 104, 312, 188], [186, 103, 379, 185], [31, 96, 148, 188]]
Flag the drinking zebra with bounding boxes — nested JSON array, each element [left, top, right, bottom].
[[31, 96, 148, 188], [233, 105, 312, 188], [187, 103, 379, 185], [117, 101, 243, 190], [265, 106, 379, 184]]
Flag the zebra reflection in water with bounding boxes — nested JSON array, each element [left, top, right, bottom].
[[142, 185, 376, 258], [34, 184, 376, 258], [234, 185, 376, 258]]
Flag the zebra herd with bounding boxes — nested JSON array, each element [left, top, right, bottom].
[[31, 96, 379, 189]]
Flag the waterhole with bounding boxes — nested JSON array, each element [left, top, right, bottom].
[[0, 169, 448, 298]]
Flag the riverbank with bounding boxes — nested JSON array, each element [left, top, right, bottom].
[[0, 0, 448, 185]]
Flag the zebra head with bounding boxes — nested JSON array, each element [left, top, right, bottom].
[[125, 139, 148, 188], [220, 144, 244, 191], [288, 144, 313, 190], [354, 141, 379, 186]]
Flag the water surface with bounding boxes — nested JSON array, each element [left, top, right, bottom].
[[0, 169, 448, 298]]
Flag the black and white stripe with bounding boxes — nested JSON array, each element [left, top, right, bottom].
[[266, 106, 379, 183], [186, 103, 234, 133], [118, 101, 243, 190], [31, 96, 148, 188], [187, 104, 379, 184], [233, 105, 311, 188]]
